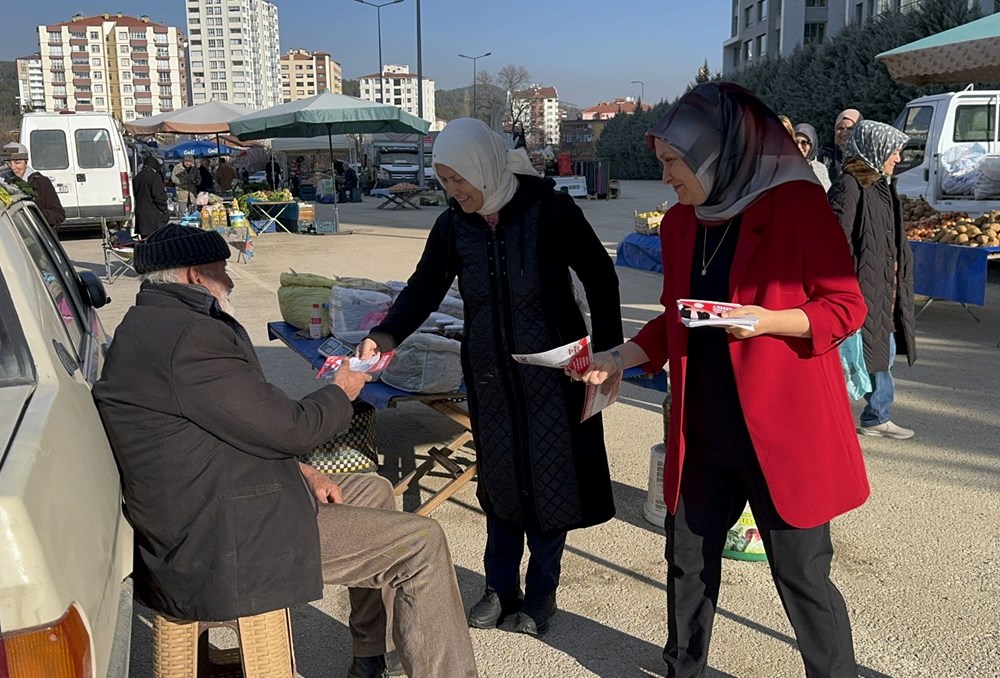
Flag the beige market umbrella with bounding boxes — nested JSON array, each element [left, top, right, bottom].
[[877, 14, 1000, 86], [122, 100, 253, 135]]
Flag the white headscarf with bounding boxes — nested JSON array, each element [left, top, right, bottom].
[[432, 118, 538, 216]]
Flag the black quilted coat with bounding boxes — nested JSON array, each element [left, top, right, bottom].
[[369, 175, 623, 531], [828, 159, 917, 373]]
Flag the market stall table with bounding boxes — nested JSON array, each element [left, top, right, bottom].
[[267, 321, 474, 516], [247, 200, 297, 234], [371, 187, 423, 210], [909, 241, 1000, 319]]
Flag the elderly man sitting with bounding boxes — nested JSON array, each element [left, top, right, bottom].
[[93, 225, 477, 678]]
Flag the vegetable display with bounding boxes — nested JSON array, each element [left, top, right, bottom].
[[902, 196, 1000, 247]]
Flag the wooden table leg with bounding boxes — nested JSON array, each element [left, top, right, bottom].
[[414, 462, 478, 516], [393, 430, 473, 496]]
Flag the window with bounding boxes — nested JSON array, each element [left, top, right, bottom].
[[48, 31, 62, 41], [123, 84, 133, 93], [745, 6, 753, 27], [952, 104, 996, 143], [70, 31, 85, 39], [50, 47, 64, 57], [731, 0, 739, 36], [52, 72, 66, 82], [121, 57, 130, 67], [93, 71, 102, 80], [119, 45, 129, 53], [9, 210, 86, 354], [122, 71, 132, 80], [54, 98, 68, 109], [29, 129, 69, 170], [89, 31, 99, 39], [743, 39, 753, 61], [91, 58, 101, 67], [892, 105, 932, 172], [758, 0, 768, 21], [119, 31, 128, 41], [125, 110, 135, 119], [803, 22, 826, 45], [757, 33, 767, 57], [124, 97, 134, 105], [158, 85, 172, 96], [805, 0, 827, 6], [53, 85, 67, 95], [94, 83, 103, 92], [96, 97, 105, 105]]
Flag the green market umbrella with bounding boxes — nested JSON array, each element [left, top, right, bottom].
[[229, 93, 430, 227], [877, 14, 1000, 86]]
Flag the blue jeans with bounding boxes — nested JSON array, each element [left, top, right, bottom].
[[860, 335, 896, 427]]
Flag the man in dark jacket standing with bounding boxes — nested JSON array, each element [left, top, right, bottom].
[[2, 142, 65, 232], [132, 155, 169, 238], [93, 225, 478, 678]]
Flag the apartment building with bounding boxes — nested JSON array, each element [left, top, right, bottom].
[[36, 13, 188, 120], [358, 64, 436, 124], [281, 49, 342, 102], [16, 54, 46, 112], [185, 0, 281, 110], [723, 0, 998, 74], [512, 85, 562, 148]]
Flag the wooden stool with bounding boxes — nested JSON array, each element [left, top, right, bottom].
[[152, 608, 295, 678]]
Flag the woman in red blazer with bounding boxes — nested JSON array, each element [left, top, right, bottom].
[[575, 83, 869, 678]]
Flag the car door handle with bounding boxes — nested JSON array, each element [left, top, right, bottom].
[[77, 173, 86, 182]]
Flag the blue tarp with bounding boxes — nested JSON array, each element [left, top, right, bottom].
[[616, 233, 663, 274], [910, 241, 1000, 306]]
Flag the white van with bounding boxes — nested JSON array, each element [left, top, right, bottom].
[[20, 112, 133, 230], [893, 88, 1000, 216]]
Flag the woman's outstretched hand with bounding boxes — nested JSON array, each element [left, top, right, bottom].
[[720, 305, 811, 339], [356, 337, 379, 360]]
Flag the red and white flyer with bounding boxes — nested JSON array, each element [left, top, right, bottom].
[[676, 298, 758, 331], [512, 337, 621, 421], [316, 351, 394, 380]]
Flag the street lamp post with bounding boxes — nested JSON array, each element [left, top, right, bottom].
[[630, 79, 645, 102], [458, 51, 492, 118], [354, 0, 404, 104]]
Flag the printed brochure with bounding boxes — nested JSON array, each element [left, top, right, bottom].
[[512, 337, 621, 421]]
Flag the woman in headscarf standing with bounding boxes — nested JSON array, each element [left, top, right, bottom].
[[818, 108, 863, 182], [574, 83, 868, 678], [358, 118, 623, 637], [828, 120, 917, 439], [793, 123, 831, 190]]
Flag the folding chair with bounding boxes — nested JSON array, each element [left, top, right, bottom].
[[101, 217, 136, 283]]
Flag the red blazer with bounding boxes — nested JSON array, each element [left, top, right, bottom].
[[632, 181, 870, 529]]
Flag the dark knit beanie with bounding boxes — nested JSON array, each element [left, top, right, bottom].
[[134, 224, 231, 274]]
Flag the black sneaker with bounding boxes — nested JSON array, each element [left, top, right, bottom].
[[467, 588, 523, 628], [513, 592, 557, 636]]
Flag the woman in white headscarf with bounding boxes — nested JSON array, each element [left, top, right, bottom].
[[358, 118, 623, 637]]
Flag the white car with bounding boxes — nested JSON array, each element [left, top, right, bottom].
[[0, 179, 132, 677], [248, 170, 268, 184]]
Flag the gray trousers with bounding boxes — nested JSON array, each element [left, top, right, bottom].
[[316, 474, 477, 678]]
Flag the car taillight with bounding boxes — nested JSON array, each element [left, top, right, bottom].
[[0, 605, 91, 678], [120, 172, 132, 216]]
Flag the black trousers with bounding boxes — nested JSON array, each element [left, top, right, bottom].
[[483, 511, 567, 602], [664, 458, 857, 678]]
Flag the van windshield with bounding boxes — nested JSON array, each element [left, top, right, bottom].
[[75, 129, 114, 169], [894, 106, 933, 173], [29, 129, 70, 171]]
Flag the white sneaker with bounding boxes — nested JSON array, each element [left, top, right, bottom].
[[858, 421, 914, 439]]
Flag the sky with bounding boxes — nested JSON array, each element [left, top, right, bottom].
[[3, 0, 732, 108]]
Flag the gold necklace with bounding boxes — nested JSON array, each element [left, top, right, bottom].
[[701, 220, 734, 276]]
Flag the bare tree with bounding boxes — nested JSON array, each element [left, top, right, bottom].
[[474, 69, 496, 123], [496, 64, 531, 130]]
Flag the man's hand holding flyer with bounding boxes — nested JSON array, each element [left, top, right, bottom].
[[316, 352, 394, 380], [512, 337, 621, 421]]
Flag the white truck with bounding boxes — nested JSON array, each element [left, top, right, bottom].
[[893, 88, 1000, 216]]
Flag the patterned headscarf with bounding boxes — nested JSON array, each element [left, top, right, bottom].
[[646, 82, 819, 222], [432, 118, 538, 216], [793, 123, 820, 162], [843, 120, 910, 177]]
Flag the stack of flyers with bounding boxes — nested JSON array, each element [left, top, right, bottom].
[[512, 337, 621, 422], [316, 352, 394, 380], [676, 299, 758, 331]]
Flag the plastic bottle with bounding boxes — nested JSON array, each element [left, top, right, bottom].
[[201, 205, 212, 229], [309, 304, 323, 339]]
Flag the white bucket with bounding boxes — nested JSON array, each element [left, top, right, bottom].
[[644, 443, 667, 526]]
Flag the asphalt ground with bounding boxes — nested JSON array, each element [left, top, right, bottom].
[[62, 180, 1000, 677]]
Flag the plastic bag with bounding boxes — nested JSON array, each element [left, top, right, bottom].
[[380, 333, 462, 394], [278, 271, 337, 335], [975, 156, 1000, 200], [839, 331, 872, 401], [329, 287, 392, 344], [332, 276, 394, 295]]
